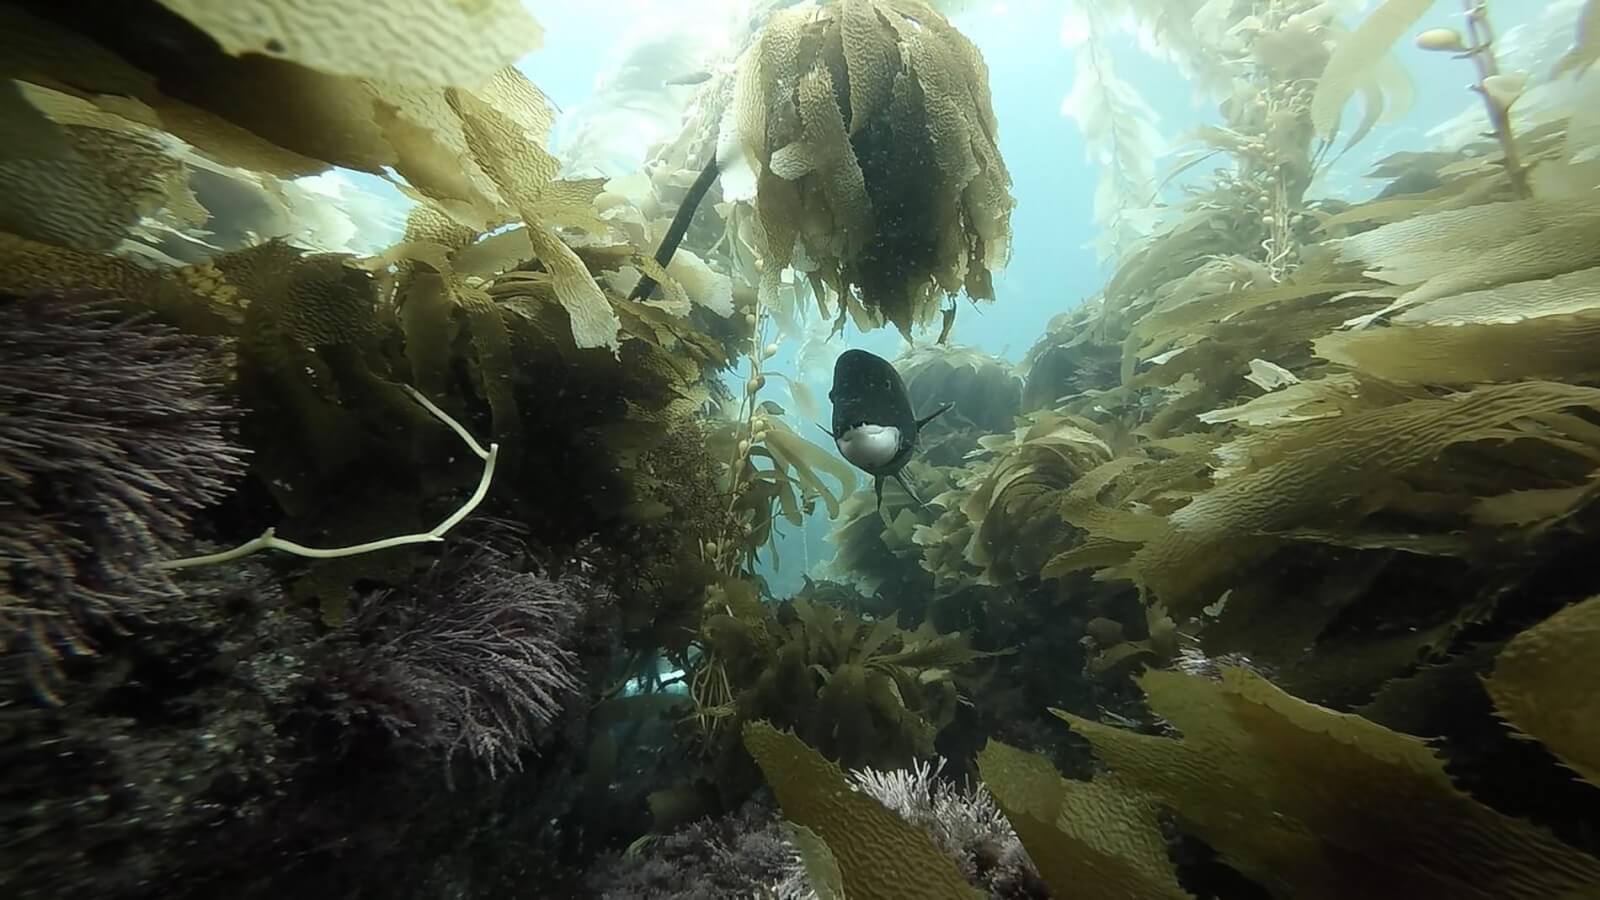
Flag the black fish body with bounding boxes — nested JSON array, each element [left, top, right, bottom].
[[827, 349, 950, 509]]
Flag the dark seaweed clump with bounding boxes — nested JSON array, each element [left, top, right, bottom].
[[0, 291, 247, 702]]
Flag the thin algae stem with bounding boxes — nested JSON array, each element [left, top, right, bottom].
[[157, 385, 498, 571]]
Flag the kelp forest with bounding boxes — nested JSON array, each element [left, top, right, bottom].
[[3, 0, 1600, 898]]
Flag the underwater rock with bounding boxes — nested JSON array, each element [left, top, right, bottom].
[[583, 799, 799, 900], [0, 561, 309, 900], [0, 523, 632, 900]]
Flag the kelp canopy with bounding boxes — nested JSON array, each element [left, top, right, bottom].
[[718, 0, 1015, 338]]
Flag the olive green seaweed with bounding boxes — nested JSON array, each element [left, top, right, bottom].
[[1310, 0, 1435, 141], [976, 740, 1190, 900], [1485, 596, 1600, 788], [742, 721, 981, 900], [1052, 668, 1600, 900]]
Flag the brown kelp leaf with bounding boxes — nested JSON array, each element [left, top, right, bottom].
[[1391, 265, 1600, 326], [722, 0, 1011, 336], [1133, 383, 1600, 611], [1485, 597, 1600, 787], [1329, 198, 1600, 323], [872, 626, 984, 670], [1311, 0, 1434, 140], [840, 0, 897, 134], [1470, 479, 1600, 529], [0, 6, 332, 179], [1319, 177, 1500, 232], [0, 79, 71, 159], [629, 254, 691, 316], [375, 85, 506, 223], [1198, 374, 1361, 427], [665, 249, 735, 317], [451, 82, 619, 350], [456, 283, 522, 452], [762, 423, 858, 519], [1358, 643, 1501, 735], [1, 84, 190, 252], [446, 71, 559, 211], [773, 374, 822, 423], [796, 65, 874, 259], [1314, 310, 1600, 384], [398, 271, 457, 399], [452, 225, 534, 278], [1567, 75, 1600, 164], [1053, 668, 1600, 899], [492, 230, 611, 350], [978, 740, 1190, 900], [786, 823, 846, 900], [155, 0, 544, 87], [742, 722, 981, 900], [1131, 267, 1370, 365], [962, 413, 1115, 584], [1049, 451, 1171, 547], [1325, 52, 1416, 159], [0, 232, 160, 298]]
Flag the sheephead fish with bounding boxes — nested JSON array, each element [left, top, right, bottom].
[[826, 349, 950, 510]]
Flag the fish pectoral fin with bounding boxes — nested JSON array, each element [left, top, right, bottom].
[[892, 472, 926, 508], [916, 403, 954, 430]]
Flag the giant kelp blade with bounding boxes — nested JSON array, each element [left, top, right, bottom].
[[1, 83, 194, 254], [1311, 262, 1600, 384], [1328, 198, 1600, 324], [1311, 0, 1435, 141], [1485, 597, 1600, 788], [787, 822, 846, 900], [741, 721, 981, 899], [976, 740, 1190, 900], [155, 0, 544, 87], [0, 233, 158, 299], [450, 79, 620, 351], [840, 0, 897, 135], [1314, 310, 1600, 384], [763, 424, 859, 519], [1051, 669, 1600, 899], [1058, 7, 1164, 264], [1391, 265, 1600, 327], [727, 0, 1012, 335], [1132, 383, 1600, 613]]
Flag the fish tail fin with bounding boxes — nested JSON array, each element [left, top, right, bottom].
[[916, 403, 954, 430], [892, 472, 926, 508]]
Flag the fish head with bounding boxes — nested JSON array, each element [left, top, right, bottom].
[[829, 349, 915, 437]]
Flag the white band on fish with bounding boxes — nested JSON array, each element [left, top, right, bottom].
[[835, 424, 902, 470]]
